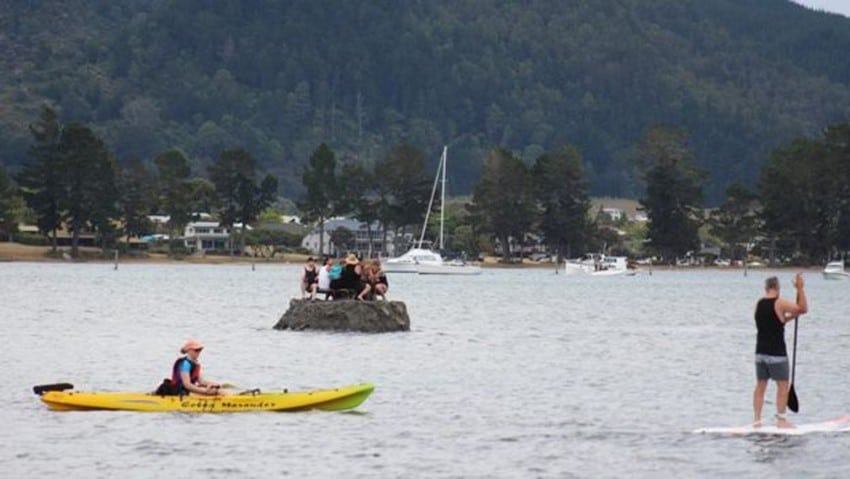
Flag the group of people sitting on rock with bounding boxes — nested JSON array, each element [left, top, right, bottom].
[[300, 254, 388, 301]]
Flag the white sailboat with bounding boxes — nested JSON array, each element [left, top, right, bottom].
[[384, 146, 482, 276]]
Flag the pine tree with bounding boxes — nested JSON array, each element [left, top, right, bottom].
[[472, 148, 534, 262], [154, 149, 193, 257], [208, 148, 278, 256], [299, 144, 338, 255], [637, 126, 704, 264], [58, 123, 119, 257], [532, 145, 591, 260], [0, 164, 19, 241], [18, 105, 62, 251]]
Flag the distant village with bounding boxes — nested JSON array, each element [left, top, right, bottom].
[[13, 201, 686, 263]]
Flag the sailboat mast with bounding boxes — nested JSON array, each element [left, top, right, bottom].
[[418, 147, 442, 248], [440, 145, 446, 251]]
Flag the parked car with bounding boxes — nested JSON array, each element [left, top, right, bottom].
[[714, 258, 731, 267]]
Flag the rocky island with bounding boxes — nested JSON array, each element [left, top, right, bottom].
[[274, 299, 410, 333]]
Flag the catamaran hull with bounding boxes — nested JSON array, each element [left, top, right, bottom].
[[382, 263, 419, 274], [416, 264, 482, 275]]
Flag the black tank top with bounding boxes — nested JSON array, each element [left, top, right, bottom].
[[755, 297, 786, 356], [338, 264, 361, 290], [304, 265, 317, 283]]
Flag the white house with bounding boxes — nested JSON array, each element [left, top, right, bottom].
[[183, 221, 252, 252], [301, 217, 395, 257], [632, 212, 648, 222], [183, 221, 230, 252], [145, 214, 250, 253], [602, 207, 624, 222]]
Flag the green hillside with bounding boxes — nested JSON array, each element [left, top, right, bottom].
[[1, 0, 849, 203]]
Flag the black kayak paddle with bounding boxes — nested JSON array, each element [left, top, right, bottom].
[[33, 383, 73, 396]]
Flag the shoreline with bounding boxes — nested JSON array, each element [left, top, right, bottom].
[[0, 242, 822, 271]]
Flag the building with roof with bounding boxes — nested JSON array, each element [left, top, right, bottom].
[[301, 217, 396, 257]]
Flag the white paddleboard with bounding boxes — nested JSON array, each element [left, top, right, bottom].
[[694, 416, 850, 436]]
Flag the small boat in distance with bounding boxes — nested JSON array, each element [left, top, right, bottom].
[[564, 254, 636, 277], [823, 261, 848, 280]]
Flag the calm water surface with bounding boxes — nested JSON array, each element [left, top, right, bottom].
[[2, 262, 849, 478]]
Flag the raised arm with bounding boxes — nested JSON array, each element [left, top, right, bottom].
[[779, 273, 807, 321]]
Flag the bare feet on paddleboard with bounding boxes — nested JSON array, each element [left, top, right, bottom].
[[776, 417, 794, 429]]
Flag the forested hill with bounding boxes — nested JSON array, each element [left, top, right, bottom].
[[2, 0, 849, 203]]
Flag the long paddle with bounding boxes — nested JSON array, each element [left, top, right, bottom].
[[787, 284, 800, 413]]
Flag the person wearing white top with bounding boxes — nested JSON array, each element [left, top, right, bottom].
[[317, 256, 332, 292]]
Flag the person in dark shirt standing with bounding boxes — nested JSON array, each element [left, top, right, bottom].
[[753, 273, 807, 428]]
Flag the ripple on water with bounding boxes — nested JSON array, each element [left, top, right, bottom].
[[3, 264, 850, 477]]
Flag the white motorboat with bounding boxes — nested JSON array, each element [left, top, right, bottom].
[[384, 146, 482, 276], [564, 254, 635, 277], [823, 261, 848, 280]]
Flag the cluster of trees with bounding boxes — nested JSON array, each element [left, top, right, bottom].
[[634, 124, 850, 265], [297, 122, 850, 266], [758, 124, 850, 263], [2, 1, 849, 203], [300, 141, 594, 261], [299, 143, 433, 257], [3, 104, 850, 266], [0, 165, 21, 241], [5, 106, 277, 258]]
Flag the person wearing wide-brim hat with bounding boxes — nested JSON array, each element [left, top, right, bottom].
[[338, 253, 367, 299]]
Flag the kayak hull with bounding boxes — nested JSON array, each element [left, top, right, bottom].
[[39, 383, 374, 413]]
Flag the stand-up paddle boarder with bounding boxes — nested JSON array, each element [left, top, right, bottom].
[[753, 273, 807, 428]]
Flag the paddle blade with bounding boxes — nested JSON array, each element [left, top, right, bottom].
[[33, 383, 73, 395], [787, 384, 799, 413]]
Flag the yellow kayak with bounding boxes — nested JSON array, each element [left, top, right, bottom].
[[33, 383, 374, 413]]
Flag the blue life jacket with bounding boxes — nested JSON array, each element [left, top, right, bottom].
[[171, 357, 200, 394]]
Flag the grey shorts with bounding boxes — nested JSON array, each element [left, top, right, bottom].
[[755, 354, 789, 381]]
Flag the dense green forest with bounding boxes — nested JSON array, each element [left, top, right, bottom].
[[1, 0, 849, 203]]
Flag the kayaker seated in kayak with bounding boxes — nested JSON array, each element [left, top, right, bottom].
[[172, 339, 224, 396]]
